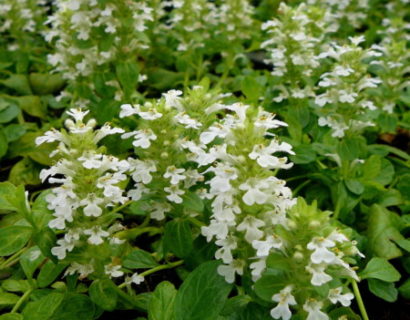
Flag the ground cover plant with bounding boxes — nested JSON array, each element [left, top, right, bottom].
[[0, 0, 409, 319]]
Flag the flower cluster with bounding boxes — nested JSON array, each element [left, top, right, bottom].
[[261, 3, 336, 103], [0, 0, 47, 51], [119, 84, 222, 221], [45, 0, 153, 105], [304, 0, 369, 31], [198, 103, 296, 283], [314, 36, 382, 137], [265, 199, 361, 320], [35, 109, 142, 283]]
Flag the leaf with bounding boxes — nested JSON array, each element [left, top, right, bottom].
[[328, 307, 361, 320], [0, 129, 7, 159], [254, 269, 288, 302], [49, 294, 95, 320], [22, 292, 64, 320], [33, 228, 57, 262], [89, 279, 118, 311], [0, 314, 24, 320], [344, 179, 364, 195], [20, 246, 45, 279], [9, 158, 41, 186], [395, 239, 410, 253], [398, 279, 410, 299], [0, 74, 32, 95], [220, 295, 251, 316], [0, 182, 17, 211], [290, 145, 317, 164], [115, 61, 139, 98], [14, 96, 46, 119], [0, 226, 32, 256], [367, 205, 404, 259], [337, 136, 367, 161], [122, 249, 159, 269], [2, 279, 31, 293], [182, 192, 204, 212], [0, 104, 20, 124], [3, 124, 26, 142], [173, 261, 232, 320], [163, 220, 193, 258], [148, 281, 177, 320], [0, 292, 20, 306], [241, 76, 263, 102], [368, 279, 398, 302], [31, 191, 53, 229], [37, 261, 67, 288], [360, 257, 401, 282], [29, 73, 65, 95]]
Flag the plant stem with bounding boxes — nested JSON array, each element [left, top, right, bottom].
[[187, 217, 205, 227], [11, 289, 32, 313], [0, 247, 27, 270], [109, 200, 132, 215], [116, 226, 162, 240], [352, 280, 369, 320]]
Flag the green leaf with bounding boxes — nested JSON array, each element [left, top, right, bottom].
[[9, 158, 41, 186], [368, 279, 398, 302], [290, 145, 317, 164], [3, 124, 26, 142], [89, 279, 118, 311], [122, 249, 159, 269], [14, 96, 46, 119], [50, 294, 95, 320], [174, 261, 232, 320], [31, 191, 53, 229], [328, 307, 361, 320], [163, 220, 193, 258], [220, 295, 251, 316], [0, 226, 32, 256], [33, 228, 57, 262], [395, 239, 410, 252], [398, 279, 410, 299], [22, 292, 64, 320], [367, 205, 404, 259], [0, 129, 7, 159], [360, 257, 401, 282], [0, 313, 24, 320], [148, 281, 177, 320], [0, 292, 20, 306], [0, 182, 17, 211], [0, 104, 20, 124], [37, 261, 67, 288], [344, 179, 364, 195], [240, 76, 263, 102], [0, 74, 32, 95], [182, 192, 204, 212], [2, 279, 31, 293], [254, 269, 288, 302], [115, 61, 139, 97], [29, 73, 65, 95], [337, 136, 367, 161], [20, 246, 45, 279]]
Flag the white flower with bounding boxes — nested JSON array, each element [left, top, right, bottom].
[[328, 287, 354, 306], [164, 166, 186, 185], [119, 104, 139, 118], [83, 226, 109, 245], [35, 129, 67, 146], [150, 202, 171, 221], [80, 195, 103, 217], [303, 299, 329, 320], [163, 89, 183, 109], [215, 236, 237, 263], [93, 124, 124, 143], [66, 108, 89, 122], [252, 235, 283, 257], [200, 123, 229, 145], [65, 263, 94, 279], [217, 260, 245, 283], [201, 220, 230, 241], [175, 113, 202, 129], [126, 273, 145, 285], [51, 238, 75, 260], [122, 129, 157, 149], [270, 286, 297, 320], [307, 237, 336, 264], [164, 185, 184, 203], [239, 180, 269, 206], [104, 264, 123, 278], [249, 141, 294, 169], [237, 216, 265, 243], [306, 263, 333, 286], [128, 159, 156, 184]]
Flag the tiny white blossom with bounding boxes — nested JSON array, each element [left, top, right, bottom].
[[328, 287, 354, 306], [270, 286, 297, 320]]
